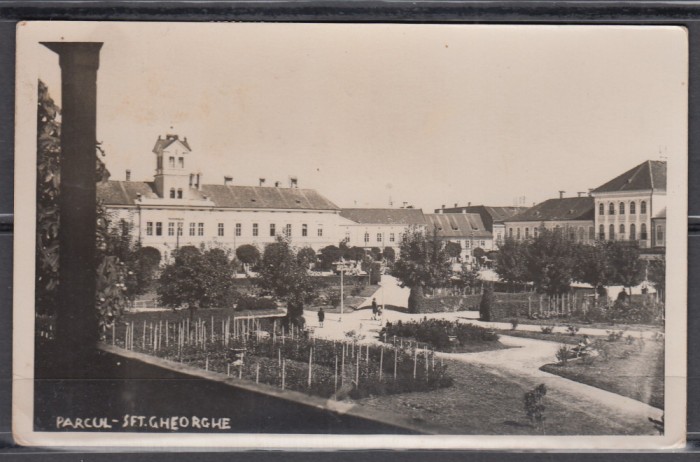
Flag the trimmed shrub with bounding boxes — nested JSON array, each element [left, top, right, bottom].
[[479, 284, 494, 321], [236, 296, 278, 311], [380, 319, 498, 351]]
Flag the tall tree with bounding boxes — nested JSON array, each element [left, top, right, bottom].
[[445, 241, 462, 262], [526, 228, 577, 296], [392, 226, 451, 310], [382, 246, 396, 264], [494, 237, 529, 291], [236, 244, 261, 273], [158, 246, 238, 319], [256, 237, 314, 326], [318, 245, 343, 271], [575, 241, 612, 298], [647, 257, 665, 301], [607, 241, 645, 296], [296, 246, 318, 269]]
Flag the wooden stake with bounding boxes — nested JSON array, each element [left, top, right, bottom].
[[394, 349, 397, 380], [142, 321, 146, 348], [282, 359, 286, 390], [112, 323, 115, 346], [256, 362, 260, 383], [413, 348, 417, 379], [334, 355, 338, 393], [308, 348, 313, 387], [379, 347, 384, 381]]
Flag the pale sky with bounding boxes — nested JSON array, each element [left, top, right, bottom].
[[30, 23, 687, 210]]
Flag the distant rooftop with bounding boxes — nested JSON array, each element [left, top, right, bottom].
[[340, 208, 426, 226], [424, 213, 491, 239], [505, 197, 594, 223], [591, 160, 666, 194]]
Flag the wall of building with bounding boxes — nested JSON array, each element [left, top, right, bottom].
[[592, 190, 666, 247], [503, 220, 596, 244]]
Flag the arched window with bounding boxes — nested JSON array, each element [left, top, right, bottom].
[[525, 228, 529, 238], [177, 188, 183, 199], [169, 188, 175, 198], [578, 227, 584, 242], [599, 203, 604, 215], [516, 228, 521, 239], [619, 202, 625, 215], [630, 223, 636, 240], [509, 228, 513, 238], [609, 224, 615, 240], [641, 201, 647, 214], [608, 202, 615, 215], [589, 226, 595, 240], [630, 201, 636, 214], [619, 224, 625, 239], [641, 223, 648, 240], [599, 224, 605, 240]]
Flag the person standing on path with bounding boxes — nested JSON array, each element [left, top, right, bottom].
[[317, 307, 325, 328], [371, 298, 378, 320]]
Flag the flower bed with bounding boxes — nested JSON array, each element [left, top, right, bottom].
[[105, 316, 453, 400], [379, 319, 501, 352]]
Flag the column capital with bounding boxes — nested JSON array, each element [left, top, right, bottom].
[[41, 42, 103, 70]]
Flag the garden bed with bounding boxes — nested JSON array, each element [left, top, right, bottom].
[[379, 319, 505, 353], [104, 317, 453, 401], [500, 330, 582, 345], [540, 337, 664, 409]]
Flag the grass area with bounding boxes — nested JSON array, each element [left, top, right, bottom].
[[540, 338, 664, 409], [357, 358, 657, 435], [504, 315, 662, 332]]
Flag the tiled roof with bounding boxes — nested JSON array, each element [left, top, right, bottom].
[[97, 181, 159, 205], [97, 181, 339, 210], [481, 206, 529, 223], [152, 134, 192, 153], [591, 160, 666, 193], [424, 213, 492, 239], [200, 185, 339, 210], [340, 208, 426, 226], [505, 197, 594, 223]]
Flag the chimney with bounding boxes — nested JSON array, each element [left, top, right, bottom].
[[125, 169, 131, 181], [290, 176, 298, 188], [402, 201, 408, 209], [588, 188, 593, 197], [454, 203, 458, 208], [224, 176, 233, 186], [559, 190, 565, 199], [136, 192, 142, 200], [275, 181, 281, 188], [467, 202, 471, 207], [196, 173, 202, 191], [577, 191, 586, 197], [259, 178, 266, 187]]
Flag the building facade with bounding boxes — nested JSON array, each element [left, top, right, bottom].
[[436, 204, 527, 246], [590, 160, 667, 249], [424, 213, 493, 262], [338, 208, 427, 254], [503, 196, 596, 244], [99, 135, 342, 262]]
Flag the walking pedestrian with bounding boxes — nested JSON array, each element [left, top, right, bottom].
[[317, 307, 325, 328], [371, 298, 378, 320]]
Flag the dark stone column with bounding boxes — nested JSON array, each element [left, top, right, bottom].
[[41, 42, 103, 370]]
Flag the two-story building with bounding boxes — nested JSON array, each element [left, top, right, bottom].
[[503, 196, 596, 244], [590, 160, 666, 250], [424, 212, 493, 262], [436, 204, 527, 246], [98, 134, 342, 263], [338, 208, 427, 255]]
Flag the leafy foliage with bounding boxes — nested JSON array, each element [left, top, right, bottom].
[[525, 228, 578, 295], [296, 247, 318, 269], [524, 383, 547, 432], [382, 246, 396, 263], [236, 295, 278, 311], [36, 80, 132, 330], [236, 244, 261, 266], [445, 241, 462, 260], [380, 318, 499, 351], [318, 245, 343, 271], [391, 226, 451, 291], [647, 257, 665, 300], [494, 237, 529, 290], [607, 241, 645, 294], [575, 241, 612, 297], [158, 246, 238, 315]]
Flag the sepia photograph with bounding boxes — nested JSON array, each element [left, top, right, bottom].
[[12, 22, 687, 449]]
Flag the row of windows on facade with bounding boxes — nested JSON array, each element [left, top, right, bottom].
[[599, 201, 647, 216], [353, 232, 396, 244], [507, 224, 663, 242], [145, 221, 324, 238]]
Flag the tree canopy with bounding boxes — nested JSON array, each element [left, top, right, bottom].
[[391, 226, 451, 291], [236, 244, 261, 266]]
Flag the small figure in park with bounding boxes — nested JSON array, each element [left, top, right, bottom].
[[377, 305, 383, 323], [371, 298, 378, 320], [318, 307, 325, 328], [575, 335, 592, 357]]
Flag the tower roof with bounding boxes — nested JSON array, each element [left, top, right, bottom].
[[152, 134, 192, 153]]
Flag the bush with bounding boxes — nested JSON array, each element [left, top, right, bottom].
[[510, 319, 519, 330], [555, 345, 570, 364], [380, 319, 498, 351], [606, 299, 663, 324], [524, 384, 547, 432], [606, 330, 624, 342], [566, 325, 579, 336], [540, 325, 555, 334], [479, 284, 494, 321], [236, 296, 278, 311]]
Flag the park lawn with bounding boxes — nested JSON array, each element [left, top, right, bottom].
[[505, 315, 662, 333], [356, 358, 656, 435], [540, 339, 664, 409]]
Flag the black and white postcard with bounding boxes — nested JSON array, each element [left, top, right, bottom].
[[12, 22, 688, 449]]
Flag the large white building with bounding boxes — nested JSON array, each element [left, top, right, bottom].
[[338, 208, 427, 254], [590, 160, 666, 249], [424, 212, 493, 262], [98, 134, 342, 262]]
